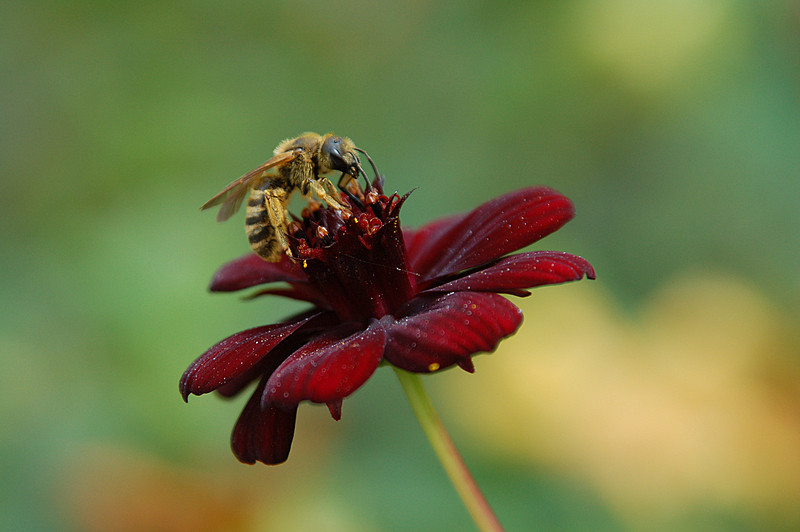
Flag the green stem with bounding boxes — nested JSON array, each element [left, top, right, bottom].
[[394, 368, 505, 532]]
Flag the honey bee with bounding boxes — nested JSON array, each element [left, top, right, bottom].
[[201, 132, 371, 262]]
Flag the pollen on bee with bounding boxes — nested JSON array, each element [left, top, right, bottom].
[[428, 363, 440, 372]]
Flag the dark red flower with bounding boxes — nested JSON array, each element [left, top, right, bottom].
[[180, 181, 595, 465]]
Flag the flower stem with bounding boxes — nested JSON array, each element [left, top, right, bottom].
[[393, 368, 505, 532]]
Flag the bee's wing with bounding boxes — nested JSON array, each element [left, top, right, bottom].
[[201, 150, 298, 222]]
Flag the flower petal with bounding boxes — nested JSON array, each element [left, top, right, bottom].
[[212, 311, 342, 398], [426, 251, 596, 296], [326, 400, 343, 421], [383, 292, 522, 373], [231, 378, 298, 465], [408, 187, 575, 284], [180, 315, 315, 400], [264, 320, 387, 408], [209, 253, 307, 292], [245, 285, 331, 308], [403, 213, 464, 264]]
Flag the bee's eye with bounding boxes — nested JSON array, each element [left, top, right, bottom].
[[322, 137, 349, 171]]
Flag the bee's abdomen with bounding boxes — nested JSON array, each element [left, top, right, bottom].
[[245, 183, 286, 262]]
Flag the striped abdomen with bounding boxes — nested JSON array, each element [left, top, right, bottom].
[[245, 179, 292, 262]]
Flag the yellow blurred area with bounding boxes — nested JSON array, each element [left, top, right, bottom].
[[55, 416, 379, 532], [57, 443, 254, 532], [572, 0, 740, 95], [441, 273, 800, 527]]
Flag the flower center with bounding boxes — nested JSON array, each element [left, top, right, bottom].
[[288, 187, 417, 323]]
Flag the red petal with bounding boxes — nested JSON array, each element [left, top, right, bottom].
[[383, 292, 522, 373], [408, 188, 575, 283], [403, 213, 465, 264], [231, 378, 298, 465], [213, 311, 343, 398], [264, 320, 387, 408], [426, 251, 596, 296], [326, 400, 343, 421], [209, 253, 307, 292], [180, 315, 314, 400], [244, 285, 331, 308]]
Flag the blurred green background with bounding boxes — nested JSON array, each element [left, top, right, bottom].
[[2, 1, 799, 531]]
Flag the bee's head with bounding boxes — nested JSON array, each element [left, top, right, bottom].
[[320, 135, 360, 174]]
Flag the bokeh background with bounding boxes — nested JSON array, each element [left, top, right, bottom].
[[2, 1, 799, 531]]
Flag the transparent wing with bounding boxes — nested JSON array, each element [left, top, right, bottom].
[[201, 150, 298, 222]]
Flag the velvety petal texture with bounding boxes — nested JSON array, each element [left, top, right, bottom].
[[402, 213, 465, 266], [409, 188, 575, 284], [265, 320, 386, 407], [383, 291, 523, 373], [180, 316, 313, 400], [182, 181, 594, 465], [210, 253, 306, 292], [427, 251, 597, 296], [231, 378, 298, 465]]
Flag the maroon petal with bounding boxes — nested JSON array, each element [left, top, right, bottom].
[[383, 291, 522, 373], [180, 315, 315, 400], [231, 378, 298, 465], [408, 188, 575, 284], [264, 320, 387, 408], [403, 213, 465, 264], [326, 400, 343, 421], [426, 251, 596, 296], [245, 285, 331, 308], [215, 370, 262, 398], [209, 253, 307, 292]]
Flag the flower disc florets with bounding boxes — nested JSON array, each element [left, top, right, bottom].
[[287, 185, 416, 323]]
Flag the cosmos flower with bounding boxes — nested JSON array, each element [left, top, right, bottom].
[[180, 181, 595, 465]]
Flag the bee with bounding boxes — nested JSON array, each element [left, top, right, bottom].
[[201, 132, 372, 262]]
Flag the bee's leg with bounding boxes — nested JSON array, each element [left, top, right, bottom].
[[264, 188, 292, 258], [337, 172, 355, 191], [336, 172, 366, 210], [307, 178, 349, 211]]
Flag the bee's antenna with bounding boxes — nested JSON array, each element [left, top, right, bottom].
[[355, 161, 372, 192], [354, 147, 381, 180], [355, 147, 385, 190]]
